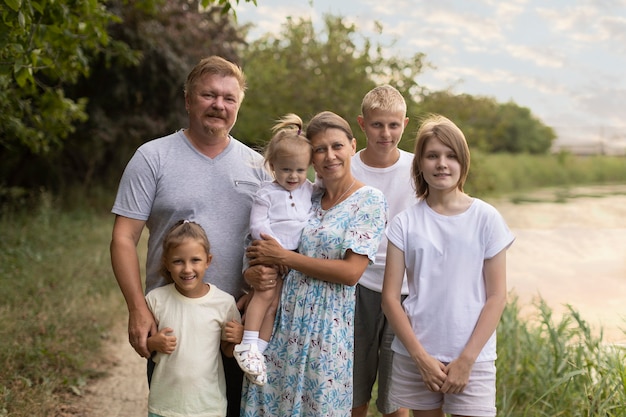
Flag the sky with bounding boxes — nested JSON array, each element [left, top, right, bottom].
[[233, 0, 626, 150]]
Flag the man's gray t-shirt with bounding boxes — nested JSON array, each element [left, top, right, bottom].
[[112, 130, 271, 298]]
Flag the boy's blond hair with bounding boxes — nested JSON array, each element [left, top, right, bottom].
[[360, 85, 407, 117]]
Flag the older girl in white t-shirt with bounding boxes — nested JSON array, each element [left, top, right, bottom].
[[382, 114, 514, 417]]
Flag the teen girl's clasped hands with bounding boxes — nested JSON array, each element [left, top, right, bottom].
[[381, 114, 515, 417]]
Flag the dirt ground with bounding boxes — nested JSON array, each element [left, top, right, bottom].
[[71, 318, 149, 416], [73, 185, 626, 416]]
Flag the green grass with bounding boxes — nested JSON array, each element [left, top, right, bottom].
[[465, 152, 626, 197], [365, 297, 626, 417], [0, 192, 122, 416]]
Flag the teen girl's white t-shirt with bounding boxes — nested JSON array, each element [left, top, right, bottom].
[[387, 198, 515, 363]]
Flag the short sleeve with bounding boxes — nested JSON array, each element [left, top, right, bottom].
[[341, 187, 388, 263], [111, 148, 156, 220], [484, 206, 515, 259], [385, 211, 406, 253]]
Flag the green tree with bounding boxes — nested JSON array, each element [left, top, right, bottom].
[[0, 0, 255, 191], [416, 91, 555, 154], [0, 0, 121, 154], [0, 0, 254, 154], [492, 102, 555, 153], [234, 14, 426, 149], [59, 0, 250, 189]]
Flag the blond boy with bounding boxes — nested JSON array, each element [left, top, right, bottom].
[[351, 85, 414, 417]]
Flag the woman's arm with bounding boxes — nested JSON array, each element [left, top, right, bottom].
[[381, 242, 447, 392], [246, 234, 369, 286]]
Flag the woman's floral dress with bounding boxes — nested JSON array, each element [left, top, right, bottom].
[[241, 186, 388, 417]]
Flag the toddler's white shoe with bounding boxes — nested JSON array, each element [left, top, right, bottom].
[[233, 343, 265, 376], [245, 369, 267, 386]]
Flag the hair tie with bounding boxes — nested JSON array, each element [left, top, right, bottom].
[[183, 220, 190, 224]]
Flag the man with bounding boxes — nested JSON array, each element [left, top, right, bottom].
[[351, 85, 414, 417], [110, 56, 272, 417]]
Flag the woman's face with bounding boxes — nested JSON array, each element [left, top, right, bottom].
[[310, 128, 356, 182]]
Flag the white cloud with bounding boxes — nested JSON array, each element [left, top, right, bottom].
[[504, 44, 565, 68], [494, 1, 527, 20]]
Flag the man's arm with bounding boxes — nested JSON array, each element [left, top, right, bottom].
[[110, 215, 156, 358]]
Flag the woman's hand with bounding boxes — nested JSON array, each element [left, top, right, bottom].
[[246, 234, 288, 266], [243, 265, 279, 292]]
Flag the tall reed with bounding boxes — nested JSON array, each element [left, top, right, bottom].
[[497, 296, 626, 416]]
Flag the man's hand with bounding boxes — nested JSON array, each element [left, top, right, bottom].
[[128, 307, 158, 358]]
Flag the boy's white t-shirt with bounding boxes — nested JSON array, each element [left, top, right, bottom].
[[387, 198, 515, 363], [146, 283, 241, 417], [351, 149, 416, 294]]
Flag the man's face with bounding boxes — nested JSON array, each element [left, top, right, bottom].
[[185, 73, 243, 139]]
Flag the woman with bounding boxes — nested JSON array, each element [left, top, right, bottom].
[[241, 111, 388, 416]]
